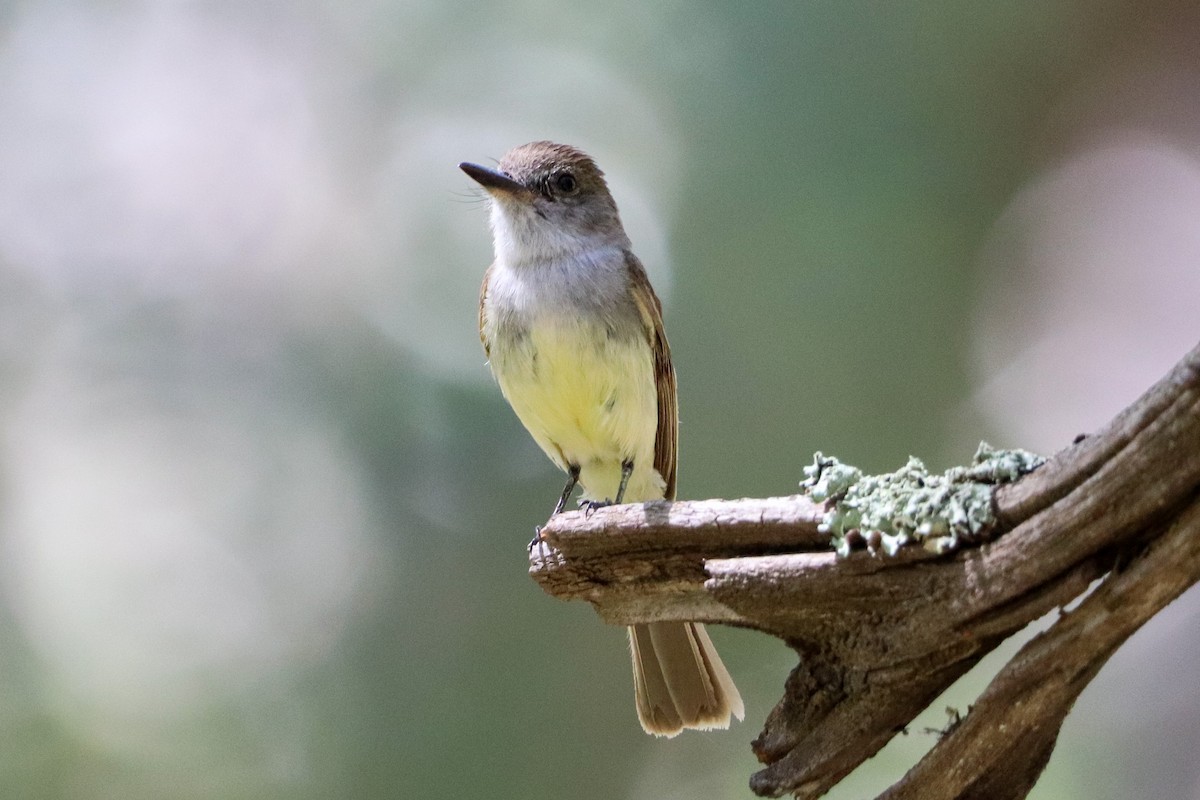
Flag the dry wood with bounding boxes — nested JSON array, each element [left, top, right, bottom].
[[529, 341, 1200, 799]]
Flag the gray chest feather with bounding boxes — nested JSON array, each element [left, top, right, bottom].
[[487, 252, 641, 350]]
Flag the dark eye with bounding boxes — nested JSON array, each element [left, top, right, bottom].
[[554, 173, 577, 193]]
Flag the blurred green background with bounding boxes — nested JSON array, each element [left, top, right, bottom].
[[2, 1, 1199, 798]]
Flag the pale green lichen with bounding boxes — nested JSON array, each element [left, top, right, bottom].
[[801, 442, 1045, 558]]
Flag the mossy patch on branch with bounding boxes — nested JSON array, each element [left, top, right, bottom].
[[801, 443, 1045, 557]]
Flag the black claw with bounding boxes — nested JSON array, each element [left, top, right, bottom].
[[528, 525, 544, 551], [582, 500, 611, 516]]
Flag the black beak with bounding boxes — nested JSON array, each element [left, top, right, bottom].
[[459, 162, 529, 196]]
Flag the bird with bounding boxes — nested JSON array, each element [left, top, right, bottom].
[[460, 141, 743, 736]]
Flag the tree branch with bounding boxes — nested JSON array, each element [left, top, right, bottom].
[[529, 340, 1200, 799]]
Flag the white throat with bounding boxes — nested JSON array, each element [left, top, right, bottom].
[[489, 202, 628, 269]]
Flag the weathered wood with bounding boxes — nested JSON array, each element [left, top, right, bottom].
[[879, 496, 1200, 800], [528, 341, 1200, 799], [530, 495, 827, 624]]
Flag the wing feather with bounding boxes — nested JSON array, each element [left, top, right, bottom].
[[625, 253, 677, 500], [478, 263, 494, 358]]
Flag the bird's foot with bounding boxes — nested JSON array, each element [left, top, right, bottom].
[[581, 499, 613, 517], [528, 525, 545, 551]]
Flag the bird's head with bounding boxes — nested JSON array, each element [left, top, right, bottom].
[[460, 141, 628, 264]]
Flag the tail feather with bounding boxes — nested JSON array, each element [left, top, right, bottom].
[[690, 622, 745, 722], [629, 621, 743, 737], [630, 624, 685, 735]]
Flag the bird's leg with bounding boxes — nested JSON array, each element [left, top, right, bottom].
[[552, 464, 582, 516], [531, 464, 582, 549], [614, 459, 633, 505]]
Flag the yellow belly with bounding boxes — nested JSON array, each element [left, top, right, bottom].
[[492, 320, 664, 502]]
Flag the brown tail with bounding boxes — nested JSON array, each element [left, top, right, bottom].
[[628, 621, 744, 736]]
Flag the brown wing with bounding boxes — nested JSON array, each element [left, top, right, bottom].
[[478, 263, 493, 358], [626, 252, 678, 501]]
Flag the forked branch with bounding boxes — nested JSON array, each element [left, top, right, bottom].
[[530, 341, 1200, 799]]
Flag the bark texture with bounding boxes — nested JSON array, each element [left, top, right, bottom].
[[530, 341, 1200, 798]]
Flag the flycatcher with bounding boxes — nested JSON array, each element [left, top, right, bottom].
[[460, 141, 743, 736]]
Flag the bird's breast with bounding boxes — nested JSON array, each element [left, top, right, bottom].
[[489, 314, 658, 488]]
